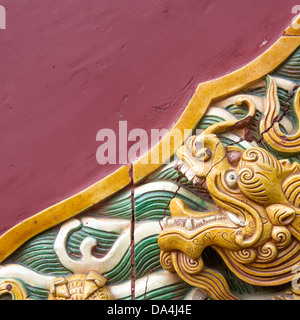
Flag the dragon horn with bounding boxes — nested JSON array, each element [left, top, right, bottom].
[[204, 96, 256, 135]]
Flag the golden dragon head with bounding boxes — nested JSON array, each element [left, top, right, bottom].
[[158, 92, 300, 298]]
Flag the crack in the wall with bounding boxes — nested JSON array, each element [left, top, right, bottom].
[[144, 267, 155, 300], [203, 141, 224, 181], [214, 84, 300, 153], [256, 84, 300, 144]]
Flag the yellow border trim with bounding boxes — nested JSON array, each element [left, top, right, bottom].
[[0, 166, 131, 262], [1, 19, 300, 263], [133, 35, 300, 182]]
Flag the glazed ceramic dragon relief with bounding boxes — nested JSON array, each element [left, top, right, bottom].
[[3, 33, 300, 300], [158, 75, 300, 300]]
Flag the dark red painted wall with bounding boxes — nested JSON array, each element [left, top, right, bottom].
[[0, 0, 299, 234]]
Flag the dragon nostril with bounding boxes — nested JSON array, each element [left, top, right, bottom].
[[227, 151, 242, 166]]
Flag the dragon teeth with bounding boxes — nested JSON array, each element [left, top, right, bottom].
[[185, 170, 195, 182], [226, 212, 245, 227], [180, 164, 190, 175], [162, 217, 174, 228], [174, 219, 185, 227], [195, 219, 204, 227], [162, 215, 230, 231], [185, 218, 194, 230], [174, 159, 200, 184]]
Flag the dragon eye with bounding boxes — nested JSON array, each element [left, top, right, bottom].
[[225, 171, 238, 189]]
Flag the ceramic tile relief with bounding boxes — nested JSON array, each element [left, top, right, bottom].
[[3, 17, 300, 301]]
